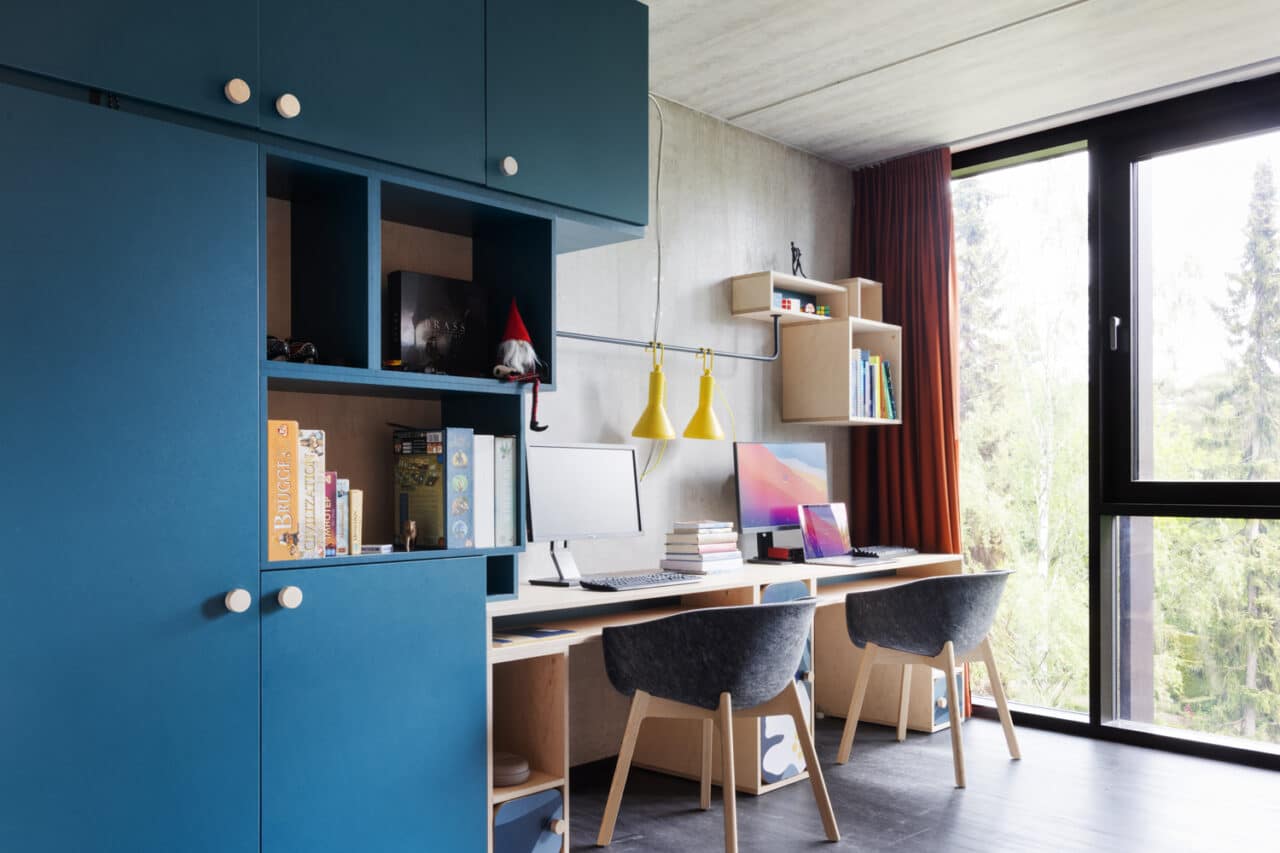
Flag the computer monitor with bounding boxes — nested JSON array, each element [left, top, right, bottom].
[[733, 441, 829, 562], [526, 442, 643, 584]]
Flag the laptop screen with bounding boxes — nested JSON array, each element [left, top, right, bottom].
[[798, 503, 853, 559]]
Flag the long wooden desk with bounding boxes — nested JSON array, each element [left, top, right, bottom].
[[485, 554, 962, 853]]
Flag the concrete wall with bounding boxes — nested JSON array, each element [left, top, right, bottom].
[[521, 97, 853, 578]]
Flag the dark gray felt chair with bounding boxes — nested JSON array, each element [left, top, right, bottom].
[[836, 571, 1020, 787], [596, 600, 839, 853]]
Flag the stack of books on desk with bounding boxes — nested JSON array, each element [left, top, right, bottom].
[[660, 521, 743, 574]]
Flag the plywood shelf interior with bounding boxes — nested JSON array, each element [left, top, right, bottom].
[[730, 271, 850, 324], [490, 769, 564, 805], [780, 317, 902, 424]]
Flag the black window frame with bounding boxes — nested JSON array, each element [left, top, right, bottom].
[[953, 72, 1280, 769]]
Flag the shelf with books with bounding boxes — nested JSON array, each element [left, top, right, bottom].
[[263, 546, 523, 572], [779, 304, 902, 426], [264, 390, 525, 580]]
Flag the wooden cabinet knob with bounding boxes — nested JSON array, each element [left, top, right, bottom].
[[275, 93, 301, 119], [224, 588, 252, 613], [223, 78, 251, 105], [499, 155, 519, 176], [278, 586, 304, 609], [547, 818, 567, 836]]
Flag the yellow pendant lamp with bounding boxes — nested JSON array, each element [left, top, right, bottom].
[[632, 343, 677, 440], [683, 349, 725, 440]]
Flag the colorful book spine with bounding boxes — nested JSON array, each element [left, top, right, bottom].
[[494, 436, 518, 547], [298, 429, 326, 559], [883, 361, 897, 420], [267, 419, 300, 562], [870, 355, 882, 418], [323, 471, 337, 557], [394, 427, 474, 549], [349, 488, 364, 556], [336, 478, 350, 556]]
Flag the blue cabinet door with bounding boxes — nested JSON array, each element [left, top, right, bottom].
[[0, 1, 258, 125], [262, 558, 488, 852], [0, 84, 259, 852], [260, 0, 485, 182], [486, 0, 649, 224]]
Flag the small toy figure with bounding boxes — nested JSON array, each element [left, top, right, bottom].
[[803, 302, 816, 314], [493, 299, 549, 432]]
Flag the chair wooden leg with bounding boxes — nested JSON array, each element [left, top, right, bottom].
[[942, 642, 965, 788], [896, 664, 912, 742], [700, 717, 714, 810], [981, 636, 1021, 760], [836, 642, 877, 764], [718, 693, 737, 853], [597, 690, 650, 846], [786, 681, 840, 842]]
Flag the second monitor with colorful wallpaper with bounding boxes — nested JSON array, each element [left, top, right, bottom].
[[733, 442, 829, 561]]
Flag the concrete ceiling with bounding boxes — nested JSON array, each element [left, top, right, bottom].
[[646, 0, 1280, 167]]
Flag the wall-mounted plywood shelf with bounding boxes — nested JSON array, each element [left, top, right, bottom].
[[729, 271, 903, 426], [730, 271, 849, 324]]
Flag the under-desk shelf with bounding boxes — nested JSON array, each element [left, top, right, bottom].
[[490, 770, 564, 805]]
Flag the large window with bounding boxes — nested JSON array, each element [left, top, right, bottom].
[[954, 151, 1090, 714], [955, 75, 1280, 765]]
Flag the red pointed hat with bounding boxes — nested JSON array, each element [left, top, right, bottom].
[[502, 298, 533, 344]]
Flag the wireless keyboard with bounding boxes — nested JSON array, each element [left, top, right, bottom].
[[852, 545, 919, 559], [579, 571, 703, 592]]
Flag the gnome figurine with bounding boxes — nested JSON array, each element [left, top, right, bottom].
[[494, 299, 549, 431]]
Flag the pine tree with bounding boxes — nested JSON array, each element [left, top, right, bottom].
[[1209, 160, 1280, 739]]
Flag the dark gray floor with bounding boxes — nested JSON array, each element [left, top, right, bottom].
[[570, 716, 1280, 852]]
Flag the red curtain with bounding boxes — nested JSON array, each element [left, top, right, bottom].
[[849, 148, 961, 554]]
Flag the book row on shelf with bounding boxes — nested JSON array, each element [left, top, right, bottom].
[[660, 521, 744, 574], [267, 421, 517, 562], [851, 349, 897, 420]]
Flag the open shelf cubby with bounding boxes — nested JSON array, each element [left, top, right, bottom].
[[266, 156, 370, 369], [490, 652, 568, 805], [379, 179, 555, 390]]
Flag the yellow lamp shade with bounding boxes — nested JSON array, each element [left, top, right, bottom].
[[632, 366, 677, 440], [683, 371, 724, 440]]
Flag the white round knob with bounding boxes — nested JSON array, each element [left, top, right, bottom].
[[936, 696, 948, 710], [547, 818, 567, 836], [278, 586, 304, 609], [499, 155, 519, 176], [275, 93, 301, 119], [223, 78, 251, 105], [224, 588, 252, 614]]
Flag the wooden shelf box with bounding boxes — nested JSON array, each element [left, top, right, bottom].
[[780, 317, 903, 425], [730, 270, 850, 325]]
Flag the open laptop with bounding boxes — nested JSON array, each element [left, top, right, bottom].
[[798, 503, 897, 570]]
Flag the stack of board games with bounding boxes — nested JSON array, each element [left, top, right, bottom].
[[659, 521, 743, 574]]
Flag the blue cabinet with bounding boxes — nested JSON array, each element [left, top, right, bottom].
[[260, 0, 485, 183], [261, 558, 488, 852], [486, 0, 649, 225], [0, 83, 260, 851], [0, 1, 259, 125]]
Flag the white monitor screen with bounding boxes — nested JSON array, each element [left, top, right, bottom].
[[526, 443, 642, 541]]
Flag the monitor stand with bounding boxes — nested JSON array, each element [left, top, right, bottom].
[[747, 531, 785, 565], [529, 540, 583, 587]]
